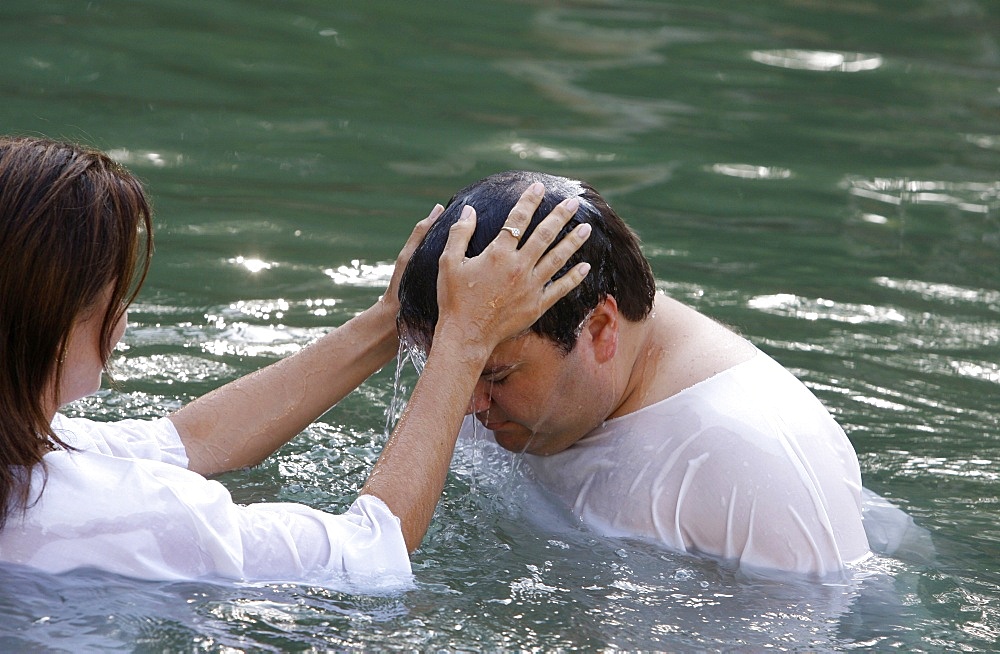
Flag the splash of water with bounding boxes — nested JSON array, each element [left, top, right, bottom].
[[383, 342, 415, 438]]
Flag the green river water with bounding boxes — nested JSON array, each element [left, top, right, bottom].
[[1, 1, 998, 650]]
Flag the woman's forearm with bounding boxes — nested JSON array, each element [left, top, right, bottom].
[[360, 332, 487, 551], [171, 298, 399, 476], [170, 206, 443, 476]]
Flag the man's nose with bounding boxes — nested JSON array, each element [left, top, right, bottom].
[[466, 380, 492, 415]]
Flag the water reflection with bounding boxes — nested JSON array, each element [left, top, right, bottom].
[[4, 0, 998, 649], [749, 49, 884, 72], [106, 147, 185, 168], [708, 162, 793, 179], [228, 255, 274, 273], [874, 277, 1000, 310], [846, 177, 1000, 215], [111, 353, 232, 385], [502, 7, 699, 139], [748, 292, 908, 325], [324, 260, 395, 287], [392, 3, 696, 189]]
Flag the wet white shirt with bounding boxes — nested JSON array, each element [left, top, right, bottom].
[[467, 350, 871, 578], [0, 415, 411, 588]]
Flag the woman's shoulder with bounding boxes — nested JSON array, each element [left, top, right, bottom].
[[50, 413, 187, 467]]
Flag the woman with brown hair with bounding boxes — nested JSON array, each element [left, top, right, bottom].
[[0, 136, 591, 585]]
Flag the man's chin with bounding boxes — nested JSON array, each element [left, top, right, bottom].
[[490, 427, 539, 455]]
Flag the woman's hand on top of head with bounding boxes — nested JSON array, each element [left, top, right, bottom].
[[434, 182, 592, 357], [379, 203, 445, 318]]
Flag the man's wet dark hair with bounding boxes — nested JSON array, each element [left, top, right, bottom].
[[398, 170, 655, 353]]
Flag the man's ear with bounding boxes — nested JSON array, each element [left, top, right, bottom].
[[585, 296, 619, 364]]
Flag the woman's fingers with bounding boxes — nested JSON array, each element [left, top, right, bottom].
[[515, 196, 580, 261], [441, 204, 476, 265], [399, 204, 444, 264], [415, 203, 445, 242], [434, 184, 592, 349], [542, 243, 590, 313], [532, 219, 591, 283], [384, 203, 445, 307], [495, 182, 544, 247]]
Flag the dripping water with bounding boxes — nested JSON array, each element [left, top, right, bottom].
[[383, 341, 416, 438]]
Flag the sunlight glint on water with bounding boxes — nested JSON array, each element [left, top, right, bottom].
[[0, 0, 998, 649]]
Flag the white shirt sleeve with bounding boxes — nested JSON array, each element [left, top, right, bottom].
[[0, 416, 411, 588]]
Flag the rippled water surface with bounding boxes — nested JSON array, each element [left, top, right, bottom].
[[1, 0, 998, 650]]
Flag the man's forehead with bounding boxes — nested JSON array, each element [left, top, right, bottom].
[[483, 331, 557, 368], [409, 328, 562, 366]]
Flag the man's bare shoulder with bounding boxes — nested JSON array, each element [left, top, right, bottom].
[[640, 295, 757, 404]]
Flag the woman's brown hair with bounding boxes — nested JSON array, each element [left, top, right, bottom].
[[0, 136, 153, 529]]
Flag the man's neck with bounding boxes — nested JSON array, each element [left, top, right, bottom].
[[605, 295, 668, 420], [607, 293, 756, 420]]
